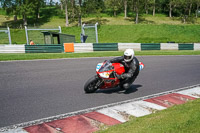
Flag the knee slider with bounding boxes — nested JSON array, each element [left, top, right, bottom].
[[123, 83, 130, 89]]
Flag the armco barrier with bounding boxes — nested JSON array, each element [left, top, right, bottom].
[[1, 43, 200, 53], [194, 43, 200, 50], [118, 43, 141, 51], [178, 44, 194, 50], [93, 43, 118, 51], [141, 43, 160, 50], [74, 43, 93, 52], [0, 45, 25, 53], [161, 43, 178, 50], [25, 45, 64, 53]]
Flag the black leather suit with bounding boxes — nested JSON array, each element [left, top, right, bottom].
[[109, 56, 139, 89]]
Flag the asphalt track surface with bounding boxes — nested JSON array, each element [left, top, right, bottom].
[[0, 55, 200, 128]]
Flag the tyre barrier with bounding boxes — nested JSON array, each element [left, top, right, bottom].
[[0, 43, 200, 53]]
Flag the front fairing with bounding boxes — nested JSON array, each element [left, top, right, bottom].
[[96, 61, 120, 89], [98, 61, 113, 72], [96, 61, 114, 79]]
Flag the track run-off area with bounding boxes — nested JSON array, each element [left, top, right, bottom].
[[0, 55, 200, 129]]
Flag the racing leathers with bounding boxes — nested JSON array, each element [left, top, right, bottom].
[[109, 56, 139, 89]]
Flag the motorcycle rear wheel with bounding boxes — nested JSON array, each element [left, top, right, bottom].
[[84, 76, 99, 93]]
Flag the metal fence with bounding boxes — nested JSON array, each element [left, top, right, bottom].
[[25, 26, 61, 45], [0, 27, 12, 45], [81, 23, 98, 43]]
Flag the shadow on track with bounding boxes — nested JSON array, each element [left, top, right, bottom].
[[95, 84, 142, 94]]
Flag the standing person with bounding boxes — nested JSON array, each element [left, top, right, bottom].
[[109, 49, 139, 90], [30, 40, 35, 45]]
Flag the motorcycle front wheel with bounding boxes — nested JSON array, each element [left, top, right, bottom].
[[84, 76, 100, 93]]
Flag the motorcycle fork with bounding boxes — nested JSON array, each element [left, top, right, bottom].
[[95, 76, 104, 88]]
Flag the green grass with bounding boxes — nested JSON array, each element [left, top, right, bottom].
[[0, 31, 9, 44], [1, 12, 200, 44], [10, 29, 26, 44], [0, 51, 122, 61], [64, 24, 200, 43], [97, 99, 200, 133], [1, 24, 200, 44], [0, 50, 200, 61], [97, 24, 200, 43]]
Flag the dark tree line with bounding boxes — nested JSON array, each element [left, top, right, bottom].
[[1, 0, 200, 26], [1, 0, 45, 25]]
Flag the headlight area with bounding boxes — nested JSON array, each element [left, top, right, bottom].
[[99, 72, 110, 78]]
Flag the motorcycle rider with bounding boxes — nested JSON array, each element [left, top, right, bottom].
[[109, 49, 139, 90]]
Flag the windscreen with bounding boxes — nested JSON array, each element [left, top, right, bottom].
[[98, 61, 112, 72]]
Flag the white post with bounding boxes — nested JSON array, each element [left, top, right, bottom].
[[25, 26, 29, 45], [82, 23, 85, 35], [59, 26, 62, 33], [95, 22, 98, 43], [7, 27, 12, 45]]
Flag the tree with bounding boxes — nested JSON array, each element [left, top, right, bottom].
[[124, 0, 128, 18], [82, 0, 104, 17], [60, 0, 64, 10], [147, 0, 157, 16], [64, 0, 69, 26], [78, 0, 82, 26], [49, 0, 53, 6], [195, 0, 200, 18], [71, 0, 75, 18], [33, 0, 44, 20], [131, 0, 140, 24], [1, 0, 16, 15], [135, 0, 139, 24], [168, 0, 178, 17], [1, 0, 45, 26], [178, 0, 194, 23], [82, 0, 97, 14], [16, 0, 35, 26], [144, 0, 149, 14], [188, 0, 193, 16], [153, 0, 155, 16], [105, 0, 123, 17]]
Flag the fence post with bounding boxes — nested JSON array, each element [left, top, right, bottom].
[[81, 24, 85, 35], [59, 26, 62, 33], [95, 23, 98, 43], [7, 27, 12, 45], [25, 26, 29, 45]]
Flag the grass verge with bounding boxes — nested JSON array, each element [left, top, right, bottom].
[[0, 50, 200, 61], [97, 99, 200, 133], [2, 24, 200, 44]]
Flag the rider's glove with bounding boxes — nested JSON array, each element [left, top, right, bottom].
[[115, 73, 123, 79], [115, 74, 121, 79], [121, 73, 132, 78]]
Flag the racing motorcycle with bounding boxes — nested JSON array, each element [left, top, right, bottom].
[[84, 60, 144, 93]]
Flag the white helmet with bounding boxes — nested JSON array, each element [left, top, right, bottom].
[[124, 49, 134, 62]]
